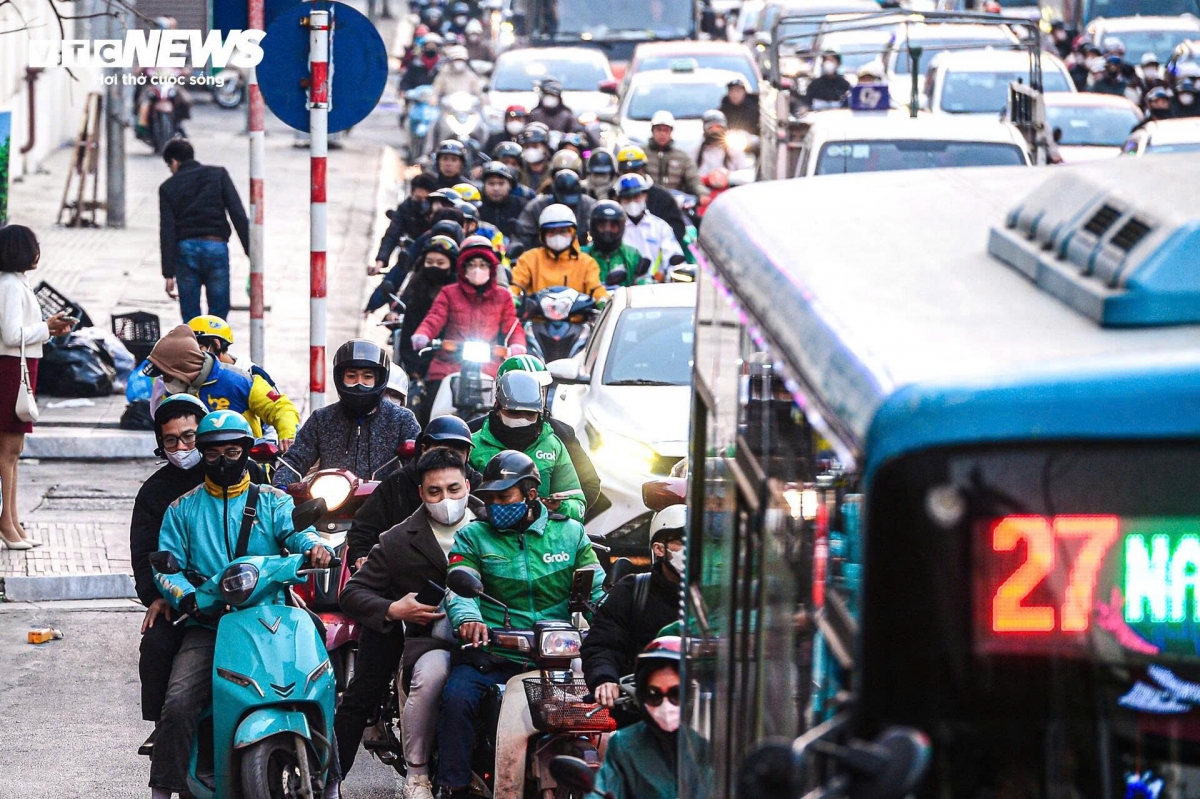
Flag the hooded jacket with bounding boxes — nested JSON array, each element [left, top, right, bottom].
[[580, 564, 682, 692], [591, 722, 706, 799], [527, 101, 582, 134], [272, 400, 422, 487], [645, 140, 707, 197], [511, 242, 608, 302], [431, 63, 485, 100], [514, 194, 598, 250], [479, 193, 526, 241], [412, 255, 527, 382], [469, 416, 586, 521]]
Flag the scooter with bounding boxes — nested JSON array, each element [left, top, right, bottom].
[[424, 338, 512, 421], [146, 541, 339, 798], [137, 68, 180, 155], [404, 84, 439, 161], [519, 287, 598, 364], [211, 65, 246, 109]]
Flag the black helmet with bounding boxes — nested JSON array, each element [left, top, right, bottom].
[[495, 371, 544, 414], [429, 219, 465, 244], [436, 139, 468, 160], [521, 123, 551, 147], [482, 160, 516, 185], [552, 169, 583, 206], [586, 149, 616, 177], [492, 141, 523, 161], [477, 449, 541, 492], [333, 339, 390, 416], [420, 415, 475, 451], [589, 200, 626, 248], [539, 78, 563, 97]]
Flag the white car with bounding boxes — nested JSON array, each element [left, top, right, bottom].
[[1121, 117, 1200, 155], [883, 22, 1020, 105], [484, 47, 615, 129], [599, 67, 745, 155], [1043, 92, 1143, 161], [923, 49, 1075, 116], [1087, 15, 1200, 66], [547, 284, 695, 561]]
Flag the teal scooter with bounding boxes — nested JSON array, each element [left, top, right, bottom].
[[149, 500, 338, 798]]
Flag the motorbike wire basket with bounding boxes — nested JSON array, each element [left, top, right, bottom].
[[523, 677, 617, 733]]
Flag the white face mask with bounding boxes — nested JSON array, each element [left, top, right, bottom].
[[647, 697, 681, 732], [506, 120, 525, 135], [822, 60, 837, 76], [622, 200, 646, 218], [450, 60, 467, 73], [523, 147, 546, 164], [1087, 56, 1104, 72], [1144, 66, 1159, 80], [668, 548, 685, 575], [426, 494, 469, 525], [165, 447, 202, 470], [545, 232, 573, 252], [1181, 93, 1196, 106], [499, 412, 538, 428], [542, 95, 561, 109]]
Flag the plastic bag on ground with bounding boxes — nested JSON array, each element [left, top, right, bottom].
[[38, 334, 118, 398]]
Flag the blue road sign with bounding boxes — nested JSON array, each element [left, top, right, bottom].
[[211, 0, 303, 39], [257, 1, 389, 133]]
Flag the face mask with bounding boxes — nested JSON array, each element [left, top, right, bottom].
[[647, 698, 681, 733], [203, 451, 249, 489], [165, 447, 202, 470], [1181, 93, 1195, 106], [1087, 57, 1103, 71], [450, 60, 466, 73], [426, 264, 457, 285], [622, 200, 646, 219], [545, 232, 573, 252], [506, 120, 525, 135], [523, 147, 546, 164], [541, 95, 560, 109], [822, 60, 837, 76], [465, 265, 491, 286], [488, 501, 528, 529], [424, 47, 438, 57], [1144, 67, 1159, 80], [668, 548, 685, 575], [427, 495, 469, 525], [588, 174, 613, 191], [164, 376, 191, 394], [455, 15, 468, 25], [500, 412, 537, 428]]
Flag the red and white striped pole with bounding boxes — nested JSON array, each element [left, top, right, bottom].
[[248, 0, 266, 367], [308, 7, 330, 410]]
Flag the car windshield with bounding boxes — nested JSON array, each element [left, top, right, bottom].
[[777, 19, 822, 54], [627, 81, 729, 120], [1084, 0, 1200, 23], [547, 0, 694, 38], [1046, 104, 1140, 146], [1097, 29, 1199, 65], [894, 38, 1013, 74], [635, 55, 757, 86], [818, 31, 896, 71], [1147, 141, 1200, 153], [602, 307, 694, 386], [939, 69, 1073, 114], [491, 56, 610, 91], [814, 139, 1026, 173]]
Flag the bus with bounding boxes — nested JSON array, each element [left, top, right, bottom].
[[681, 153, 1200, 798]]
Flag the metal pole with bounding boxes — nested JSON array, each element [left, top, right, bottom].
[[248, 0, 266, 366], [104, 0, 126, 228], [308, 8, 330, 411]]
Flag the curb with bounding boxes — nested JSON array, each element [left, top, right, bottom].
[[22, 427, 157, 460], [1, 573, 138, 602]]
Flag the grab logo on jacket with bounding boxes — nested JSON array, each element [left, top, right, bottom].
[[543, 551, 571, 564], [534, 449, 557, 462]]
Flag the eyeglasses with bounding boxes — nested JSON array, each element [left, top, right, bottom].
[[642, 685, 680, 707], [162, 431, 197, 449], [202, 446, 244, 462]]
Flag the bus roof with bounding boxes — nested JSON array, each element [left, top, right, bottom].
[[697, 155, 1200, 478]]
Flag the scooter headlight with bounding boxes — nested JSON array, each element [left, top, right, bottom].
[[540, 294, 573, 321], [220, 563, 260, 606], [309, 472, 354, 512], [540, 629, 582, 658], [725, 129, 750, 153], [447, 114, 480, 137], [462, 340, 492, 363]]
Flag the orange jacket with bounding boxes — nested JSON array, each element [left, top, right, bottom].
[[510, 244, 609, 302]]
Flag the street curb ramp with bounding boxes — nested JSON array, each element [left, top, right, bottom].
[[2, 573, 137, 602]]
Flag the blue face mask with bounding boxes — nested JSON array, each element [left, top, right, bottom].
[[489, 501, 529, 530]]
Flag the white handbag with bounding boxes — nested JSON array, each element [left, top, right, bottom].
[[14, 336, 38, 423]]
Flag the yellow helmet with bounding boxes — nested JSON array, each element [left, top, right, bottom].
[[452, 182, 481, 203], [616, 144, 648, 171], [188, 315, 234, 346]]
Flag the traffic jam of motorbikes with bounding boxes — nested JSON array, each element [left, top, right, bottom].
[[22, 0, 1200, 792]]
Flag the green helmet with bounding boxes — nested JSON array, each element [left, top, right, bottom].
[[497, 354, 552, 387], [195, 409, 253, 448]]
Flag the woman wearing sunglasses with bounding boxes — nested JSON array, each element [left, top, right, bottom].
[[592, 636, 697, 799]]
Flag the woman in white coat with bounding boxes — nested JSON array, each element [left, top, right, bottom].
[[0, 226, 73, 549]]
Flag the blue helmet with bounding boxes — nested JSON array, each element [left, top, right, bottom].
[[615, 173, 651, 199], [195, 409, 254, 447]]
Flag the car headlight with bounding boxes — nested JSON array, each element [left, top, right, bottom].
[[462, 340, 492, 363], [540, 629, 582, 658], [309, 472, 354, 512], [587, 421, 658, 475], [220, 563, 259, 606]]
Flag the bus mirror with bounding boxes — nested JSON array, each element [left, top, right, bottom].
[[642, 477, 686, 511]]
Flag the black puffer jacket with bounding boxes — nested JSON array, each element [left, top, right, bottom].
[[272, 401, 422, 488], [580, 563, 681, 691]]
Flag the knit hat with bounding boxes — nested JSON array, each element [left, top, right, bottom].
[[145, 324, 207, 384]]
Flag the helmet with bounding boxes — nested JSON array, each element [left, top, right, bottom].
[[549, 149, 584, 175], [497, 354, 552, 387], [635, 635, 683, 690], [188, 315, 234, 348], [558, 132, 586, 152], [458, 202, 480, 222], [1146, 86, 1172, 103], [153, 392, 208, 430], [726, 75, 749, 89], [428, 188, 459, 206], [589, 199, 626, 247], [452, 1, 470, 14], [522, 123, 551, 146], [701, 109, 728, 131], [1141, 51, 1160, 66], [552, 170, 583, 205], [857, 59, 886, 81], [616, 144, 647, 172], [195, 409, 254, 448], [822, 46, 842, 63], [423, 6, 444, 22], [615, 172, 651, 199], [422, 233, 461, 262], [495, 371, 545, 414], [430, 217, 465, 241], [1104, 37, 1125, 56], [482, 161, 516, 184], [423, 31, 443, 46], [477, 449, 541, 493], [650, 109, 676, 128], [420, 415, 475, 450], [650, 504, 686, 546], [457, 234, 500, 269], [465, 18, 483, 34], [436, 139, 468, 160], [539, 78, 563, 96], [538, 203, 577, 231], [587, 149, 616, 176], [332, 339, 390, 416], [386, 368, 410, 399], [493, 141, 523, 161], [453, 182, 482, 203], [444, 44, 468, 61], [505, 104, 528, 118], [1105, 54, 1124, 67]]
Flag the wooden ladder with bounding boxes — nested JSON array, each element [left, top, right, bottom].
[[57, 91, 103, 227]]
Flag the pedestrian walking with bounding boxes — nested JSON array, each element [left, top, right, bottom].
[[0, 225, 73, 550], [158, 139, 250, 322]]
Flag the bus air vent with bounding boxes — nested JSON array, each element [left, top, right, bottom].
[[987, 162, 1200, 327]]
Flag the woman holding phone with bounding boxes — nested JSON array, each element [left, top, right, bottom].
[[0, 225, 74, 550]]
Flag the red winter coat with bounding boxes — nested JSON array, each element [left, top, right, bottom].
[[413, 264, 526, 381]]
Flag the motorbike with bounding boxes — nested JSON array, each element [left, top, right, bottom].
[[428, 91, 489, 163], [211, 65, 246, 109], [445, 567, 617, 799], [422, 338, 511, 421], [519, 286, 598, 364], [137, 67, 181, 155], [145, 543, 339, 798], [405, 84, 439, 161]]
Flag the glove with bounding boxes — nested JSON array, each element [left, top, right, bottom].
[[411, 334, 430, 351], [179, 594, 199, 618], [510, 344, 526, 356]]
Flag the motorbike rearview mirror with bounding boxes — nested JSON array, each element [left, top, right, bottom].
[[149, 550, 181, 575], [447, 568, 484, 598], [568, 568, 595, 614], [249, 439, 280, 463], [292, 497, 328, 531], [549, 756, 599, 795], [546, 358, 586, 384], [598, 78, 620, 95], [608, 557, 636, 587], [397, 439, 417, 460], [604, 267, 628, 287], [385, 209, 398, 220], [642, 477, 687, 512]]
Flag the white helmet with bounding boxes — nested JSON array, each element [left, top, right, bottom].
[[650, 109, 676, 128], [445, 44, 469, 61], [538, 203, 577, 231], [649, 504, 687, 544], [386, 367, 410, 399], [857, 59, 886, 82], [424, 32, 444, 47], [465, 18, 483, 34]]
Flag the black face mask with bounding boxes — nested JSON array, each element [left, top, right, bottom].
[[593, 226, 623, 252], [488, 410, 542, 452], [203, 450, 250, 489], [424, 265, 457, 285], [338, 381, 383, 417]]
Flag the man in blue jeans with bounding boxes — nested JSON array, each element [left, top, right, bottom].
[[158, 139, 250, 322]]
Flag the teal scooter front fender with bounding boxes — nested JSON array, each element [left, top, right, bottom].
[[233, 709, 311, 750]]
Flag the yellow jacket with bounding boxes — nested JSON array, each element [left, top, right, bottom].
[[196, 360, 301, 442], [511, 244, 609, 302]]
